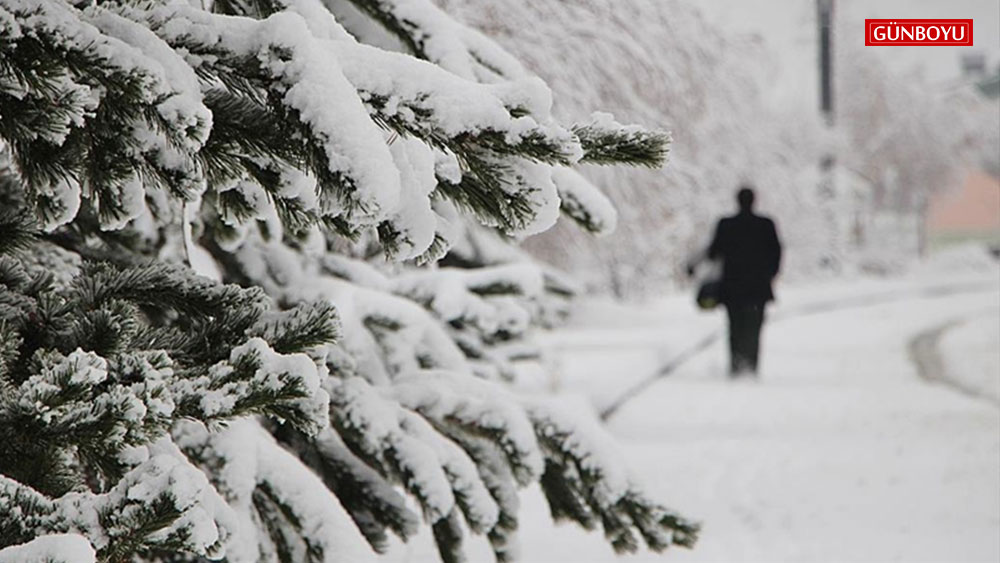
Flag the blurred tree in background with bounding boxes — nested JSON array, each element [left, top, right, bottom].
[[434, 0, 999, 295]]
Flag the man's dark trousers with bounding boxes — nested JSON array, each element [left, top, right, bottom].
[[725, 302, 765, 375]]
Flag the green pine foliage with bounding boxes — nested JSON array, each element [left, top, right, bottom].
[[0, 217, 336, 562], [0, 0, 698, 561]]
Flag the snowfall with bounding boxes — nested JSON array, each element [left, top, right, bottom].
[[386, 246, 1000, 562]]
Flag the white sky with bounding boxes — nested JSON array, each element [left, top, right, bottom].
[[683, 0, 1000, 109]]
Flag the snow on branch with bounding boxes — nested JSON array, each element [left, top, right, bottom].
[[528, 400, 700, 554], [0, 534, 96, 563], [171, 337, 331, 435], [334, 41, 575, 161], [392, 264, 545, 380], [390, 370, 544, 485], [0, 455, 234, 560], [573, 112, 671, 168], [341, 0, 527, 82], [0, 243, 342, 560], [327, 376, 460, 523], [0, 0, 211, 230], [551, 166, 619, 235], [279, 426, 420, 553], [118, 0, 402, 227], [168, 419, 377, 562]]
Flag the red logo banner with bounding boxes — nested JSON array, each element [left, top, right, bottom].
[[865, 19, 973, 46]]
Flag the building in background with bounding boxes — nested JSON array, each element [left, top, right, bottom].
[[927, 56, 1000, 251], [927, 170, 1000, 248]]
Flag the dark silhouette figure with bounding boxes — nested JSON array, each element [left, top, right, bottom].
[[707, 187, 782, 376]]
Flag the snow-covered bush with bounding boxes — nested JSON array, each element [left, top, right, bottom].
[[0, 0, 697, 561]]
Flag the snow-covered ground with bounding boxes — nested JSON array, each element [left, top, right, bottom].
[[524, 266, 999, 562], [940, 314, 1000, 404], [387, 252, 999, 562]]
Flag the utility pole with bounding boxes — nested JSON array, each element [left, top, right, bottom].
[[817, 0, 840, 271], [818, 0, 835, 127]]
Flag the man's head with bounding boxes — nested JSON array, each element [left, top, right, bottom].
[[737, 186, 755, 212]]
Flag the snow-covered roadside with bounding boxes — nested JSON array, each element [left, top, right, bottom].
[[515, 267, 1000, 562], [939, 312, 1000, 404]]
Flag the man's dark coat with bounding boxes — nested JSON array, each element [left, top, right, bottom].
[[708, 211, 782, 304]]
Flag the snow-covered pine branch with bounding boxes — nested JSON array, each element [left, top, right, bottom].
[[0, 456, 233, 561], [527, 401, 699, 553], [0, 237, 340, 560], [572, 112, 671, 168], [0, 0, 696, 560]]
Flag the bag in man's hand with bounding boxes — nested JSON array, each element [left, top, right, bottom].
[[696, 279, 722, 310], [688, 253, 722, 311]]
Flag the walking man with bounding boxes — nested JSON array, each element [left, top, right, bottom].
[[706, 186, 782, 376]]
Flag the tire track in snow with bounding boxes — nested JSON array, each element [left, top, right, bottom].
[[909, 319, 1000, 408], [600, 279, 998, 421]]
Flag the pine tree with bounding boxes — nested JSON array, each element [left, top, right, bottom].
[[0, 0, 698, 561]]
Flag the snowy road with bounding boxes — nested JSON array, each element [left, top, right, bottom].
[[516, 269, 1000, 562]]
